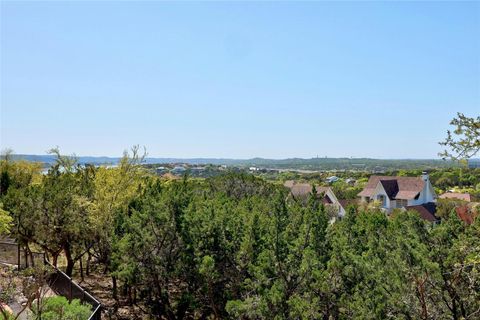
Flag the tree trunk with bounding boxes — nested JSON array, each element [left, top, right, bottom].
[[86, 251, 91, 276], [52, 253, 59, 267], [26, 245, 35, 267], [79, 256, 84, 282], [112, 275, 118, 302], [64, 246, 75, 277], [127, 286, 132, 305]]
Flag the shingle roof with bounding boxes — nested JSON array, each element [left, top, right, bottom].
[[358, 176, 424, 200], [439, 192, 472, 202], [379, 180, 399, 200], [289, 183, 313, 197], [405, 203, 438, 222], [395, 190, 421, 200], [283, 181, 330, 199]]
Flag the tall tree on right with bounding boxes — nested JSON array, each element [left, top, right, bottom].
[[439, 113, 480, 161]]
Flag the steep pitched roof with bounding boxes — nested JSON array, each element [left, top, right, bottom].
[[379, 180, 399, 200], [439, 192, 472, 202], [358, 176, 424, 200], [283, 181, 331, 199], [405, 203, 438, 222], [288, 183, 313, 198]]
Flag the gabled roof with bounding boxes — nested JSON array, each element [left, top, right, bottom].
[[358, 176, 425, 200], [288, 183, 313, 198], [439, 192, 472, 202], [405, 203, 438, 222], [379, 180, 399, 200], [283, 181, 332, 200]]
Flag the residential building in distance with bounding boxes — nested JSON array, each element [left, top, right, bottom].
[[345, 178, 356, 186], [170, 166, 187, 175], [326, 176, 339, 184], [284, 181, 346, 217], [358, 172, 438, 221], [155, 166, 168, 175], [439, 192, 472, 202]]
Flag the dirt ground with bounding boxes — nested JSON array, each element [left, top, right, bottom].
[[69, 262, 146, 320]]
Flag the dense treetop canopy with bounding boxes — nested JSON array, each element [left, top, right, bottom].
[[0, 151, 479, 319]]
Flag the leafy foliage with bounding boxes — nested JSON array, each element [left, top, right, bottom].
[[1, 151, 480, 319], [0, 203, 12, 235], [440, 112, 480, 161], [32, 296, 92, 320]]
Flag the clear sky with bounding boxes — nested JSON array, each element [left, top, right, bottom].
[[1, 1, 479, 159]]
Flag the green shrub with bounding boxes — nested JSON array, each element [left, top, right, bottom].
[[32, 296, 92, 320]]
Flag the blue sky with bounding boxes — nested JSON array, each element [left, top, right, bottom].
[[1, 1, 479, 159]]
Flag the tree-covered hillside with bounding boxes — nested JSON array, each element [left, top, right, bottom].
[[4, 154, 459, 171], [0, 151, 479, 319]]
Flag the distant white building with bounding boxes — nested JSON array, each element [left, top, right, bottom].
[[345, 178, 356, 185], [326, 176, 339, 184], [171, 166, 187, 175], [358, 172, 438, 221], [155, 166, 168, 175]]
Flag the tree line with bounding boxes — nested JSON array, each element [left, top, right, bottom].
[[0, 148, 479, 319]]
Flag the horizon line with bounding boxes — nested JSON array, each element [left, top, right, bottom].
[[5, 153, 465, 162]]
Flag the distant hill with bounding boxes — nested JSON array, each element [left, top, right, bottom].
[[4, 154, 461, 171]]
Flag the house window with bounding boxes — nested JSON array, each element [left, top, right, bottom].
[[396, 199, 407, 208], [377, 195, 386, 207]]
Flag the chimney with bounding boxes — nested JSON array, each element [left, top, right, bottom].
[[422, 171, 429, 181]]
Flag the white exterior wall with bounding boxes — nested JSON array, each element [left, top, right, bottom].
[[325, 189, 346, 217], [372, 182, 392, 209], [360, 174, 437, 210], [422, 173, 436, 202], [407, 176, 436, 206], [424, 181, 436, 202], [339, 205, 346, 217], [407, 189, 424, 206]]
